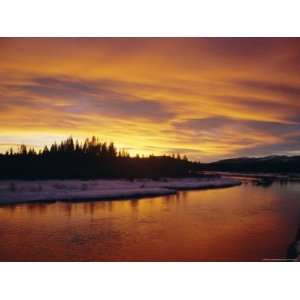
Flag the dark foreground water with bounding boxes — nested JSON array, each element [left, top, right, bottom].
[[1, 181, 300, 261]]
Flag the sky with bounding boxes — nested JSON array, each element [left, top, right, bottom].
[[1, 38, 300, 162]]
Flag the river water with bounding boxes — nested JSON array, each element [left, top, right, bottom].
[[1, 181, 300, 261]]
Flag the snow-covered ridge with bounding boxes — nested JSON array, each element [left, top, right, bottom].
[[0, 177, 241, 205]]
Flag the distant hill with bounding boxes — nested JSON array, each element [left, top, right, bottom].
[[201, 155, 300, 173]]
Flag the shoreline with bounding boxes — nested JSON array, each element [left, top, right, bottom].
[[0, 177, 241, 206], [287, 228, 300, 261], [201, 171, 300, 180]]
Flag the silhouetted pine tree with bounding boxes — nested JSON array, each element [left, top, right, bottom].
[[0, 136, 197, 179]]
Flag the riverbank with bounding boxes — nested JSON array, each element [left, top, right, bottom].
[[201, 171, 300, 181], [0, 177, 241, 205], [287, 228, 300, 261]]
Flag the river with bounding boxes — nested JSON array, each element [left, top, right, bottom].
[[0, 181, 300, 261]]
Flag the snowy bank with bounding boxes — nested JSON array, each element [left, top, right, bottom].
[[0, 177, 241, 205]]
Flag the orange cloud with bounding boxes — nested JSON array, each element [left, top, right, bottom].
[[1, 38, 300, 161]]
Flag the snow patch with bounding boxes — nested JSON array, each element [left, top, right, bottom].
[[0, 177, 241, 205]]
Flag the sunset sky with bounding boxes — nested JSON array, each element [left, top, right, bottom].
[[1, 38, 300, 162]]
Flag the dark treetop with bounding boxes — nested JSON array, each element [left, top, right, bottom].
[[0, 137, 198, 180]]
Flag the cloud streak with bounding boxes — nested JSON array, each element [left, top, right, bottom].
[[1, 38, 300, 161]]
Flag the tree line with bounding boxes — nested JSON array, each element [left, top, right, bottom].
[[0, 136, 198, 179]]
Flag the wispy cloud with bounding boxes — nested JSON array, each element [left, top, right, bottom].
[[1, 38, 300, 161]]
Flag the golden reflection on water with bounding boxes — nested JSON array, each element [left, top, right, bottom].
[[0, 182, 300, 261]]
